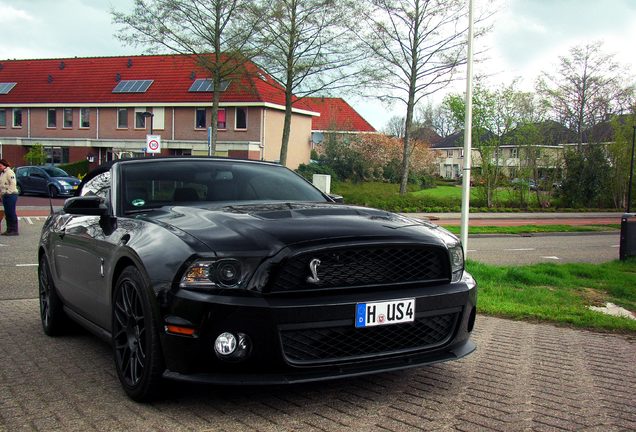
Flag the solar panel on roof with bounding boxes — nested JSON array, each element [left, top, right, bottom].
[[188, 79, 230, 92], [0, 82, 17, 94], [112, 80, 153, 93]]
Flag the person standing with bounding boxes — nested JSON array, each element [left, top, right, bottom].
[[0, 159, 19, 235]]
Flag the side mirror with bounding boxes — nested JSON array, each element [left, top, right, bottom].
[[328, 194, 344, 204], [63, 195, 109, 216]]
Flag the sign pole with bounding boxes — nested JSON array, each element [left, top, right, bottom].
[[460, 0, 475, 257]]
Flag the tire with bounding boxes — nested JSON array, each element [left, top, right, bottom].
[[112, 266, 165, 401], [17, 183, 23, 196], [38, 254, 69, 336], [48, 185, 59, 198]]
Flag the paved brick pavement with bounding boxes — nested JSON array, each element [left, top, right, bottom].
[[1, 299, 634, 431]]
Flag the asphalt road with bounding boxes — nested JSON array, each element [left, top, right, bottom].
[[0, 220, 633, 431]]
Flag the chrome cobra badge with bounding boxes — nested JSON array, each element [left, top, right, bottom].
[[306, 258, 321, 283]]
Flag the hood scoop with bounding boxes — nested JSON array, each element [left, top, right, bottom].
[[222, 203, 372, 220]]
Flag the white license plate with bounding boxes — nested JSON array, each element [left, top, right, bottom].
[[355, 299, 415, 328]]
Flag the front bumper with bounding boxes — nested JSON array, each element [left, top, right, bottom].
[[159, 273, 477, 385]]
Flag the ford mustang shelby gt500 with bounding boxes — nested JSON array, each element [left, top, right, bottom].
[[38, 157, 476, 401]]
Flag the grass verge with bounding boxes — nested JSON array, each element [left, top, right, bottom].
[[467, 259, 636, 333], [443, 224, 620, 235]]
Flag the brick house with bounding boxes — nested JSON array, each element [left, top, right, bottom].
[[0, 54, 320, 170]]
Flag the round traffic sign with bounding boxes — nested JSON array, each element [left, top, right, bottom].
[[148, 139, 159, 151]]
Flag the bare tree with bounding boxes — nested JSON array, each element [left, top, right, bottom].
[[248, 0, 366, 166], [357, 0, 491, 194], [417, 100, 456, 138], [537, 41, 632, 149], [384, 115, 406, 138], [112, 0, 256, 155]]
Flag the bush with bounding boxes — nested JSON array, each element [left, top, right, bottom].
[[59, 160, 89, 178], [295, 162, 339, 182]]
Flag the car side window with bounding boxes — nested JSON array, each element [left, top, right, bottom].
[[81, 171, 111, 200]]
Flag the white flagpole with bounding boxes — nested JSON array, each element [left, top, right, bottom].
[[460, 0, 475, 257]]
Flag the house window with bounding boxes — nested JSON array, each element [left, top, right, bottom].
[[460, 149, 464, 158], [45, 146, 70, 164], [117, 108, 128, 128], [447, 150, 453, 158], [12, 108, 22, 127], [235, 107, 247, 130], [217, 108, 226, 129], [80, 108, 90, 128], [195, 108, 206, 129], [511, 148, 518, 158], [63, 108, 73, 128], [135, 107, 147, 129], [47, 108, 57, 128], [0, 109, 6, 127]]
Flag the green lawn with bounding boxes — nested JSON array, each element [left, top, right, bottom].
[[468, 259, 636, 333]]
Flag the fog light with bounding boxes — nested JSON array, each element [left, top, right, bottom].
[[214, 332, 252, 361], [214, 332, 237, 355]]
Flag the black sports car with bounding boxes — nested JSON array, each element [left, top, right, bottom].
[[38, 157, 476, 401]]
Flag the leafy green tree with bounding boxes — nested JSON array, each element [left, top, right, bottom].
[[24, 143, 47, 165], [560, 146, 611, 208], [446, 81, 535, 207], [608, 112, 636, 209]]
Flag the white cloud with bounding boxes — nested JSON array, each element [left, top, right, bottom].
[[0, 3, 34, 23]]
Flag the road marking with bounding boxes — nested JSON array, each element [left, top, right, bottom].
[[16, 264, 38, 267], [504, 248, 536, 251], [541, 256, 560, 260], [611, 245, 620, 248]]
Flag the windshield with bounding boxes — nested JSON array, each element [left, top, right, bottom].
[[120, 159, 328, 213], [43, 167, 69, 177]]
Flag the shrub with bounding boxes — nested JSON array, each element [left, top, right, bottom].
[[59, 160, 89, 178]]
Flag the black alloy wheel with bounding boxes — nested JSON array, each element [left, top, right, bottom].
[[38, 254, 68, 336], [48, 185, 59, 198], [113, 266, 164, 401]]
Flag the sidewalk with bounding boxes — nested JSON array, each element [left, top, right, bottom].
[[403, 212, 623, 226]]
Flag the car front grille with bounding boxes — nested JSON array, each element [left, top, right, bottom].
[[279, 313, 458, 365], [267, 246, 449, 292]]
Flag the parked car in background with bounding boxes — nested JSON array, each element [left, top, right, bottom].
[[38, 157, 477, 401], [511, 178, 537, 191], [16, 166, 81, 197]]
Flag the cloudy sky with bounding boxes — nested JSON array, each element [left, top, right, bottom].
[[1, 0, 635, 130]]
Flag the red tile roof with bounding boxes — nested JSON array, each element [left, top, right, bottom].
[[301, 97, 376, 132], [0, 54, 311, 111]]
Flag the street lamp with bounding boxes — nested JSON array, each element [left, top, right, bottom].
[[141, 111, 154, 135]]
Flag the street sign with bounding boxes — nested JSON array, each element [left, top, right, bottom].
[[146, 134, 161, 154]]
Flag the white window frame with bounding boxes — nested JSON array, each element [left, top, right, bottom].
[[12, 108, 22, 128], [511, 147, 518, 158], [217, 108, 227, 130], [135, 107, 147, 129], [47, 108, 56, 128], [63, 108, 73, 128], [235, 107, 247, 130], [80, 108, 90, 128], [152, 107, 165, 130], [117, 108, 128, 129], [195, 107, 206, 129]]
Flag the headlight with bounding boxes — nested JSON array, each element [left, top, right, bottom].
[[58, 180, 70, 187], [449, 244, 464, 283], [180, 259, 243, 289]]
